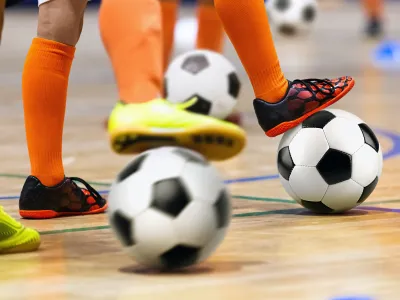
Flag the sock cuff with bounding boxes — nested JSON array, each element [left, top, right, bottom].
[[160, 0, 178, 9], [250, 61, 288, 101], [25, 38, 76, 75], [32, 37, 76, 59]]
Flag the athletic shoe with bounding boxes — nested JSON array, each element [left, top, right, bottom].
[[253, 77, 355, 137], [107, 98, 246, 161], [0, 206, 40, 254], [19, 176, 107, 219]]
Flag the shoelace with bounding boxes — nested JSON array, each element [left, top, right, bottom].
[[292, 78, 335, 95], [69, 177, 103, 204]]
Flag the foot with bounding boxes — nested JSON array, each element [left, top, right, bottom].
[[107, 98, 246, 161], [19, 176, 108, 219], [253, 77, 355, 137], [0, 206, 40, 254], [365, 18, 383, 39]]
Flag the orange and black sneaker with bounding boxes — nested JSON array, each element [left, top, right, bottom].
[[19, 176, 107, 219], [253, 76, 355, 137]]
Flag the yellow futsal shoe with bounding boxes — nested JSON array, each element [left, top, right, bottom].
[[0, 206, 40, 254], [108, 98, 246, 160]]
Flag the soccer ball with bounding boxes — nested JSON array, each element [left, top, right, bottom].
[[108, 147, 231, 269], [164, 50, 241, 120], [277, 109, 383, 213], [266, 0, 318, 36]]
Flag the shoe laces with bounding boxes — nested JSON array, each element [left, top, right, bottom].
[[69, 177, 103, 204], [292, 78, 335, 95]]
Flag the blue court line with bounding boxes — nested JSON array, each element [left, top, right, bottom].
[[0, 128, 399, 201], [224, 174, 279, 184], [374, 128, 400, 160], [217, 127, 400, 184]]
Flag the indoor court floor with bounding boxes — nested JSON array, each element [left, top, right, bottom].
[[1, 3, 400, 300]]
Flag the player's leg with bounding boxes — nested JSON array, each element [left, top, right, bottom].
[[99, 0, 245, 161], [195, 0, 243, 126], [214, 0, 355, 137], [362, 0, 384, 38], [160, 0, 179, 71], [19, 0, 107, 219], [0, 0, 4, 43], [196, 0, 224, 53]]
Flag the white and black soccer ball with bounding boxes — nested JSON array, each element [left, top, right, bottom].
[[277, 109, 383, 213], [266, 0, 318, 36], [108, 147, 231, 269], [164, 50, 241, 120]]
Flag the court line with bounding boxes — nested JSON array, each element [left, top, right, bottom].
[[1, 127, 400, 230], [374, 128, 400, 160], [38, 199, 400, 236], [38, 208, 297, 235], [0, 127, 398, 196]]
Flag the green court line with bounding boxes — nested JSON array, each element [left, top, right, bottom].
[[37, 198, 400, 236], [368, 199, 400, 205], [39, 208, 301, 235], [234, 195, 400, 207], [0, 173, 26, 179], [232, 195, 295, 204], [40, 225, 111, 235]]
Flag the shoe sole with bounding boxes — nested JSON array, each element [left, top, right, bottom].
[[0, 228, 41, 254], [109, 125, 246, 161], [265, 79, 355, 137], [19, 203, 108, 219]]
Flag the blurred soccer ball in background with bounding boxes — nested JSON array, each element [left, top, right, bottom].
[[266, 0, 318, 36]]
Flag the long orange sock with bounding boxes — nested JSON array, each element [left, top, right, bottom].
[[214, 0, 288, 102], [99, 0, 163, 103], [362, 0, 383, 20], [196, 1, 225, 53], [161, 0, 179, 71], [22, 38, 75, 187]]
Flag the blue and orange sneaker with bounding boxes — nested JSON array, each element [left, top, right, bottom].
[[253, 76, 355, 137], [19, 176, 107, 219]]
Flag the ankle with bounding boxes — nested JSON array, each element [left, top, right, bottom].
[[256, 80, 289, 103], [32, 174, 64, 187]]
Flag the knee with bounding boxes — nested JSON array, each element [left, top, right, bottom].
[[0, 0, 5, 43], [37, 0, 87, 46]]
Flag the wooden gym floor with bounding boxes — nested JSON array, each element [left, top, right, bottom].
[[1, 3, 400, 300]]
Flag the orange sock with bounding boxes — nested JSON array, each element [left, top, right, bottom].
[[99, 0, 163, 103], [214, 0, 288, 102], [196, 1, 225, 53], [362, 0, 383, 20], [22, 38, 75, 187], [161, 0, 179, 71]]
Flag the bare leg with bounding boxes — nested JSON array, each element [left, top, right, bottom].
[[0, 0, 5, 43]]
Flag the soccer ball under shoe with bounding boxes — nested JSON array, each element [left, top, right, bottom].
[[277, 109, 383, 213]]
